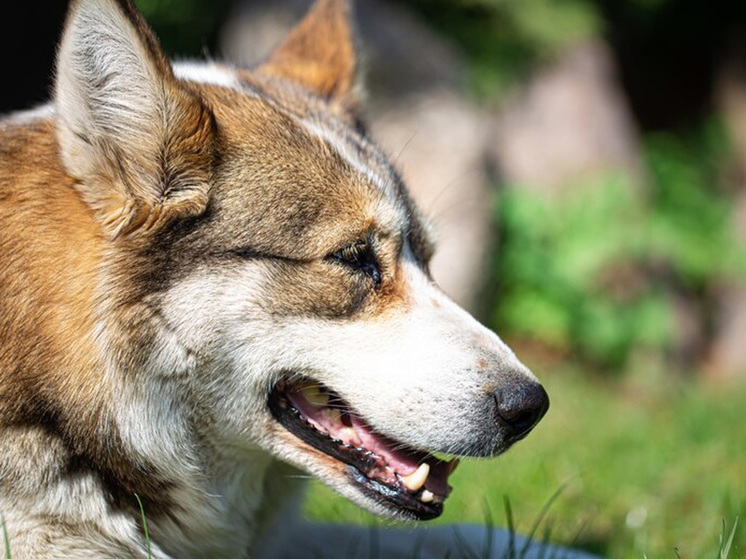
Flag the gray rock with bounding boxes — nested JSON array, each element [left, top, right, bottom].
[[490, 40, 643, 194], [709, 63, 746, 378]]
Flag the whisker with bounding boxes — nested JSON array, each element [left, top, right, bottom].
[[392, 131, 418, 168]]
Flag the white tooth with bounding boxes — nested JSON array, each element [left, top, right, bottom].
[[303, 384, 330, 407], [401, 463, 430, 492], [420, 490, 435, 503], [322, 407, 341, 423], [339, 426, 362, 446]]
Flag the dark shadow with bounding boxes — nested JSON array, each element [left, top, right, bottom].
[[0, 2, 68, 113]]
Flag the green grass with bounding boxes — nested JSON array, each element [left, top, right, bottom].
[[1, 510, 10, 559], [135, 494, 152, 559], [303, 365, 746, 558], [717, 518, 739, 559]]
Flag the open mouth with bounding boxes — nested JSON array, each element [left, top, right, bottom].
[[268, 377, 458, 520]]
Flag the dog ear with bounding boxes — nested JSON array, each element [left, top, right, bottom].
[[258, 0, 359, 109], [55, 0, 214, 240]]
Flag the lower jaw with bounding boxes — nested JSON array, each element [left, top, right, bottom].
[[348, 467, 443, 520], [267, 384, 447, 520]]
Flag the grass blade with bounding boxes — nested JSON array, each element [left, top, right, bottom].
[[526, 484, 568, 544], [536, 517, 554, 559], [1, 511, 10, 559], [720, 517, 739, 559], [452, 525, 480, 559], [519, 483, 568, 557], [134, 494, 152, 559], [504, 495, 516, 559], [481, 498, 495, 559]]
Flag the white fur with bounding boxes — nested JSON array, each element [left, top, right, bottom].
[[158, 221, 537, 526], [0, 104, 54, 126], [173, 61, 246, 92], [55, 0, 164, 181], [1, 474, 169, 558]]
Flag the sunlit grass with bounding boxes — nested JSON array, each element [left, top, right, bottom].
[[304, 365, 746, 558]]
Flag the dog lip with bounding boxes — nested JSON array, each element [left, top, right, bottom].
[[348, 466, 443, 521], [267, 378, 452, 520]]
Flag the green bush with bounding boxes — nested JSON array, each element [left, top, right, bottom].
[[491, 121, 742, 371], [644, 123, 740, 287]]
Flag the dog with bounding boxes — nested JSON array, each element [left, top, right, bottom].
[[0, 0, 549, 556]]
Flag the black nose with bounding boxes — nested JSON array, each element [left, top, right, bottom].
[[494, 382, 549, 442]]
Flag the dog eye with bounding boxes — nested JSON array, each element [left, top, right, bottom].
[[329, 240, 382, 286]]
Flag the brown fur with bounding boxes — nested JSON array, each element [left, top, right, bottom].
[[0, 118, 177, 521], [0, 0, 408, 540], [0, 1, 548, 556], [258, 0, 358, 110]]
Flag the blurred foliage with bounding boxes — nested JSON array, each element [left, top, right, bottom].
[[491, 121, 743, 371], [644, 124, 739, 287], [136, 0, 231, 57], [400, 0, 746, 130], [399, 0, 601, 98], [492, 178, 665, 369]]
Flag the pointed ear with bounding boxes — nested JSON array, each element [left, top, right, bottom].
[[55, 0, 214, 240], [258, 0, 358, 107]]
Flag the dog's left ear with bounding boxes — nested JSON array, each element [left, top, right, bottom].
[[258, 0, 359, 110]]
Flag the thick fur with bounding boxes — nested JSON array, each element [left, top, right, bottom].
[[0, 1, 545, 557]]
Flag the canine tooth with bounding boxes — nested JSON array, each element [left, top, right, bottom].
[[303, 384, 329, 407], [420, 490, 435, 503], [401, 463, 430, 492]]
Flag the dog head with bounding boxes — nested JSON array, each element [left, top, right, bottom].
[[55, 0, 548, 520]]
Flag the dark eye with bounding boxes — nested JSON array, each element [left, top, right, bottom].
[[329, 240, 382, 286]]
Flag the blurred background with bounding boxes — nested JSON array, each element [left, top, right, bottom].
[[2, 0, 745, 556]]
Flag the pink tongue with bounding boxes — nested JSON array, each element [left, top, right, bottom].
[[350, 415, 453, 496], [287, 389, 452, 496], [350, 415, 420, 477], [286, 391, 420, 476]]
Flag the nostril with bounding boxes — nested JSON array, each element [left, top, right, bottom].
[[494, 382, 549, 442]]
